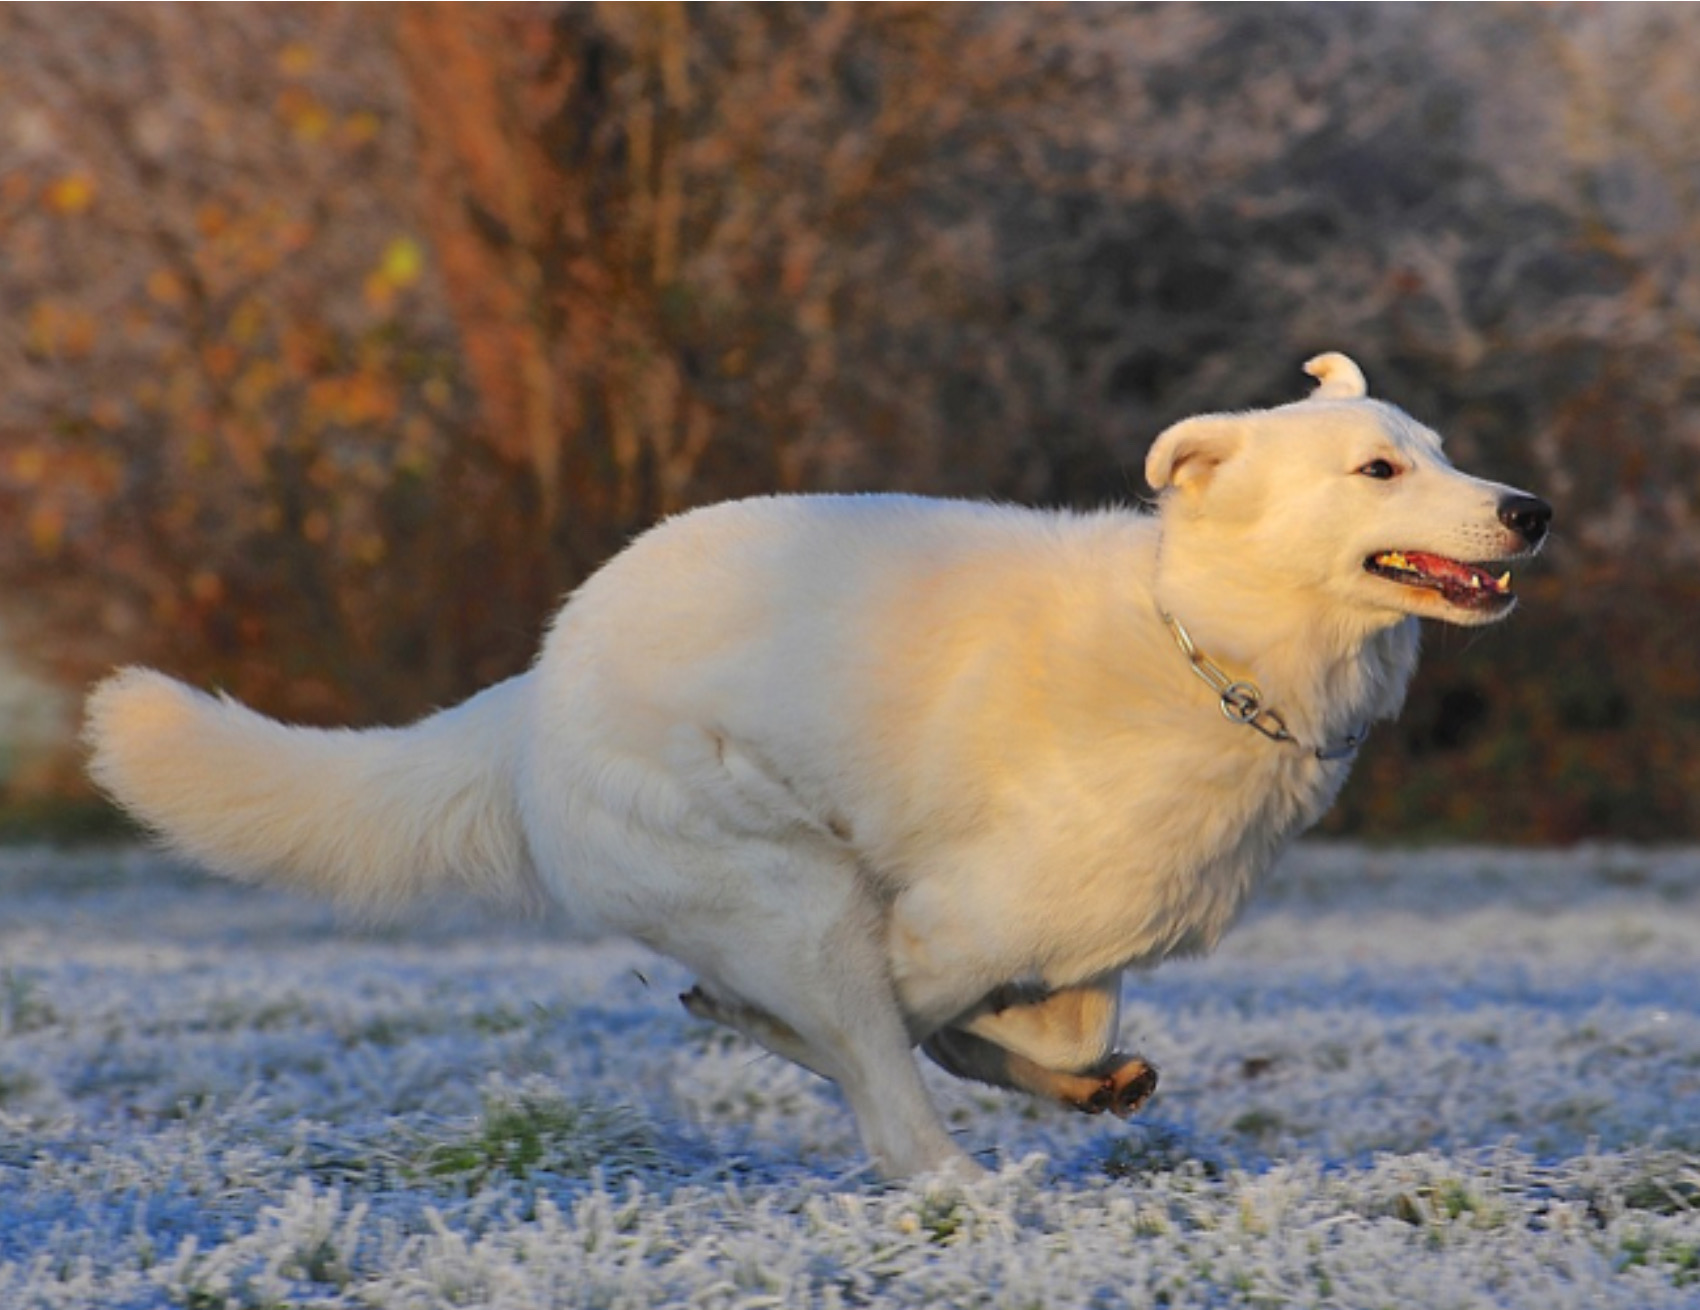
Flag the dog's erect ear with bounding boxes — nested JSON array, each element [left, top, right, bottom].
[[1145, 414, 1244, 494], [1303, 352, 1368, 400]]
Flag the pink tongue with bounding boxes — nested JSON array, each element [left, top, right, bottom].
[[1403, 551, 1490, 586]]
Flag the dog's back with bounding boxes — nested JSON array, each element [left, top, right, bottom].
[[524, 495, 1169, 875]]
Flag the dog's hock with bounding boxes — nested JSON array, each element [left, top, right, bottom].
[[1303, 352, 1368, 400]]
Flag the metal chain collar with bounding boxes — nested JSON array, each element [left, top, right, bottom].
[[1159, 609, 1368, 763]]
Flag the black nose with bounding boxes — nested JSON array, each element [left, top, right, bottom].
[[1498, 493, 1552, 546]]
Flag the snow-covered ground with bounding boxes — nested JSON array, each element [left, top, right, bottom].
[[2, 843, 1697, 1308]]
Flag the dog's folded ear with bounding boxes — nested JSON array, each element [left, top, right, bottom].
[[1145, 414, 1244, 495], [1302, 352, 1369, 400]]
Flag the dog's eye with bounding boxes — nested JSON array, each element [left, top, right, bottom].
[[1357, 459, 1398, 480]]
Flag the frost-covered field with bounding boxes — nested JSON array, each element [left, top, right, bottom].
[[2, 844, 1698, 1308]]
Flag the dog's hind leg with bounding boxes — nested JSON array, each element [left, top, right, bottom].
[[680, 984, 828, 1078], [922, 972, 1158, 1117], [658, 844, 981, 1181]]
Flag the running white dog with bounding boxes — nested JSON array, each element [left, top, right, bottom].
[[85, 353, 1550, 1180]]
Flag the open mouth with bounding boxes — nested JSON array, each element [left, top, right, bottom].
[[1364, 550, 1515, 612]]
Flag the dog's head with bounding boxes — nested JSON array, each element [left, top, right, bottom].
[[1145, 354, 1551, 630]]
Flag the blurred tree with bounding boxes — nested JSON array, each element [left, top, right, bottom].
[[0, 5, 521, 723], [389, 2, 1179, 551]]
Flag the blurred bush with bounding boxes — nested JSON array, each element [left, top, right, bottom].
[[1, 3, 1696, 840]]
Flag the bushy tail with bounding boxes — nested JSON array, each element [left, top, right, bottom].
[[84, 668, 536, 914]]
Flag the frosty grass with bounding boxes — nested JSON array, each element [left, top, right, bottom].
[[2, 843, 1697, 1308]]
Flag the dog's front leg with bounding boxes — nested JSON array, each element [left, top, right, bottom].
[[923, 972, 1158, 1117]]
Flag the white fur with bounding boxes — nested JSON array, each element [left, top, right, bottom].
[[84, 355, 1546, 1180]]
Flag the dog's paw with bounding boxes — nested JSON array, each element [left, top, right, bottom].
[[1073, 1054, 1159, 1118]]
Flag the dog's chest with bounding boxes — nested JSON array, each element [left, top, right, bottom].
[[1020, 738, 1352, 983]]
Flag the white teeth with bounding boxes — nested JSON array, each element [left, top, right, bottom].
[[1496, 571, 1512, 593]]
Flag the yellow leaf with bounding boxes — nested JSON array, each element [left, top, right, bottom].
[[11, 449, 47, 484], [229, 298, 267, 345], [341, 110, 382, 146], [292, 104, 331, 143], [277, 87, 331, 142], [278, 42, 316, 77], [380, 236, 424, 287], [45, 173, 96, 215], [202, 342, 240, 380], [234, 359, 279, 410], [147, 269, 188, 307], [343, 374, 398, 425], [196, 203, 228, 239], [26, 301, 98, 358], [189, 571, 224, 604], [29, 504, 65, 555]]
